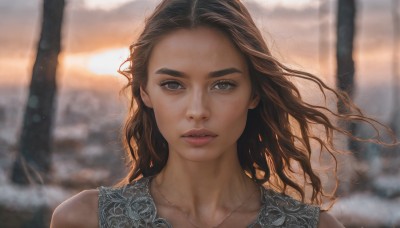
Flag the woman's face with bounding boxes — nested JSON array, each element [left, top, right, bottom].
[[141, 26, 259, 162]]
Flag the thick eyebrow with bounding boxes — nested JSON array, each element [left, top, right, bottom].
[[209, 68, 242, 78], [155, 68, 185, 77], [155, 67, 243, 78]]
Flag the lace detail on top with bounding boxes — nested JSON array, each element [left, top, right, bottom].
[[98, 177, 320, 228]]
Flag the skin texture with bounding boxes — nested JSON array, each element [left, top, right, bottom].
[[50, 189, 98, 228], [142, 27, 259, 164], [50, 27, 344, 228], [141, 26, 261, 227]]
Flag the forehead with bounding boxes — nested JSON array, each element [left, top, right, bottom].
[[148, 26, 247, 73]]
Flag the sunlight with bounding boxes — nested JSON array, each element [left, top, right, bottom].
[[87, 48, 130, 76], [82, 0, 134, 11]]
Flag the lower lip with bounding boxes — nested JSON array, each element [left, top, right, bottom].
[[182, 136, 216, 146]]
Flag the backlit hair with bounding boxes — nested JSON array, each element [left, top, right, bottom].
[[119, 0, 394, 205]]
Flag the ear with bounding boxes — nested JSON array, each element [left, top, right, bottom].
[[140, 86, 153, 108], [248, 94, 260, 109]]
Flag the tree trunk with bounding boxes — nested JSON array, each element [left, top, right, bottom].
[[336, 0, 356, 103], [336, 0, 359, 153], [11, 0, 65, 185], [335, 0, 359, 195]]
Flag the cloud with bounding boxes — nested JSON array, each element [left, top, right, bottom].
[[0, 0, 41, 56], [252, 0, 320, 10], [0, 0, 159, 56], [0, 0, 395, 74], [64, 0, 159, 53], [0, 0, 38, 9]]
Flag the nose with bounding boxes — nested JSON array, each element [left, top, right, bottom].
[[185, 89, 210, 121]]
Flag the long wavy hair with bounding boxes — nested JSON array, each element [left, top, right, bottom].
[[118, 0, 393, 205]]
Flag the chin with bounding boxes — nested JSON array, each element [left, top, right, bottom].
[[172, 146, 232, 163]]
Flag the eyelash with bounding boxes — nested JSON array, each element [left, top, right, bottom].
[[211, 80, 237, 90], [160, 80, 184, 90], [159, 80, 237, 91]]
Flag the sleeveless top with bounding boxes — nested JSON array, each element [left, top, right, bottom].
[[98, 177, 320, 228]]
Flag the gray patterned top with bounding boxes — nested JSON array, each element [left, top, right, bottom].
[[98, 177, 320, 227]]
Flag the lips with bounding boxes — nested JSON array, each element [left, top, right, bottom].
[[182, 129, 217, 146], [182, 129, 218, 137]]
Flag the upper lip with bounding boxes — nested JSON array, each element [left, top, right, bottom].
[[182, 129, 218, 137]]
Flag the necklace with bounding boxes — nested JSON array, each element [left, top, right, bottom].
[[153, 183, 259, 228]]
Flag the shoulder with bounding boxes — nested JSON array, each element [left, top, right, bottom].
[[258, 188, 320, 227], [96, 177, 169, 227], [318, 212, 344, 228], [50, 189, 99, 228]]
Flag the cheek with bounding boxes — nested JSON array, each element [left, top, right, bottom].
[[214, 97, 250, 136], [151, 98, 182, 139]]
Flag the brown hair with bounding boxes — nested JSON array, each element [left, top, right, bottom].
[[119, 0, 394, 205]]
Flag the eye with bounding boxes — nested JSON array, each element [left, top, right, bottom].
[[212, 80, 237, 91], [160, 80, 184, 90]]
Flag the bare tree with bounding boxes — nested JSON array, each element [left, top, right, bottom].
[[336, 0, 356, 104], [336, 0, 360, 157], [11, 0, 65, 184], [335, 0, 359, 195]]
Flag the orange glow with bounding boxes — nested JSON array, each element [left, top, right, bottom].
[[63, 48, 130, 77], [83, 0, 134, 11], [87, 48, 130, 76]]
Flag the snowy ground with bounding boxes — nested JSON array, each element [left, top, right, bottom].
[[332, 193, 400, 227]]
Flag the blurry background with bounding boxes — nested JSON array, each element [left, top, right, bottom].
[[0, 0, 399, 227]]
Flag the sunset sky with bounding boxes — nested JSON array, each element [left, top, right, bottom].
[[0, 0, 398, 119]]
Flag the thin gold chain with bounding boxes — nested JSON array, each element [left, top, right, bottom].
[[154, 184, 259, 228]]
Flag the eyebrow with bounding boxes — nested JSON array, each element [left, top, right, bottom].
[[155, 67, 243, 78]]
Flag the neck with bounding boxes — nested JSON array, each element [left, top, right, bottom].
[[151, 148, 260, 218]]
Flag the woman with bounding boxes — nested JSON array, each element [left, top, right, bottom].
[[50, 0, 382, 227]]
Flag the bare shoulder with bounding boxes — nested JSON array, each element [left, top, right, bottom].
[[318, 211, 345, 228], [50, 189, 99, 228]]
